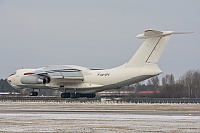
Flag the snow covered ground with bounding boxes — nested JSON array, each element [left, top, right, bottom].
[[0, 112, 200, 132], [0, 102, 199, 132]]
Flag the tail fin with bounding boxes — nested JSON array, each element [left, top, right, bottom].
[[125, 30, 187, 67]]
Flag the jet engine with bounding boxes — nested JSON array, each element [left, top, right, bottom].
[[20, 75, 50, 84]]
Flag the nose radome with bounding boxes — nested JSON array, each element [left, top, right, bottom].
[[7, 77, 12, 84], [6, 75, 21, 89]]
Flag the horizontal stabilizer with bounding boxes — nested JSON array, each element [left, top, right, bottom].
[[172, 32, 193, 34], [136, 30, 192, 39]]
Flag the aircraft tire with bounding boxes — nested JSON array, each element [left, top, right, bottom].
[[29, 91, 38, 96], [86, 93, 96, 98], [61, 93, 70, 98]]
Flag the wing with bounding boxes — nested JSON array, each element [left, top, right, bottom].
[[36, 65, 84, 81], [21, 65, 84, 85], [45, 69, 84, 80]]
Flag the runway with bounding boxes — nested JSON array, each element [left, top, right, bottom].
[[0, 102, 200, 132], [0, 109, 200, 116]]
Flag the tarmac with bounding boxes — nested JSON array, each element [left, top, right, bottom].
[[0, 102, 199, 132]]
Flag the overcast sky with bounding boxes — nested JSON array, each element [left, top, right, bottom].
[[0, 0, 200, 79]]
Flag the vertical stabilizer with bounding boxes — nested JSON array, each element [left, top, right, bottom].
[[125, 30, 173, 67]]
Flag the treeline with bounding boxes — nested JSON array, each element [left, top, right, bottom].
[[0, 79, 19, 92], [139, 70, 200, 98]]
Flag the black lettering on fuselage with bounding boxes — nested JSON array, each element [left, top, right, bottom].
[[97, 72, 110, 76]]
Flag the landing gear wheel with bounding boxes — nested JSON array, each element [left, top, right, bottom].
[[29, 91, 38, 96], [61, 93, 70, 98], [86, 93, 96, 98]]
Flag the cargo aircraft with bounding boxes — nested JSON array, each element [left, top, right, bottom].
[[7, 30, 189, 98]]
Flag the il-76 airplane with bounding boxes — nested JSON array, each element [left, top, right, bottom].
[[7, 30, 189, 98]]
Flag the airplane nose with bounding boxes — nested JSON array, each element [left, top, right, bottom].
[[6, 75, 20, 89], [7, 77, 12, 84]]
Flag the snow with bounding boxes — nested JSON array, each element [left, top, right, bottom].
[[0, 113, 200, 132], [0, 102, 200, 132]]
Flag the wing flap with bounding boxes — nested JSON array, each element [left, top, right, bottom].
[[50, 75, 83, 80], [31, 65, 84, 82]]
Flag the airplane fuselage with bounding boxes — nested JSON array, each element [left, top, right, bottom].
[[8, 64, 162, 94]]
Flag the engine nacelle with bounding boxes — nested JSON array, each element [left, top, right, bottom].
[[20, 75, 45, 84]]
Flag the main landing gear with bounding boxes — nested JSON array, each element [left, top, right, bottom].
[[61, 92, 96, 98], [61, 93, 70, 98], [61, 88, 96, 98], [29, 89, 38, 96]]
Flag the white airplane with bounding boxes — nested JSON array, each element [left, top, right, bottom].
[[7, 30, 189, 98]]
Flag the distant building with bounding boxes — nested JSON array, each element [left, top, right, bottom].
[[136, 90, 161, 98]]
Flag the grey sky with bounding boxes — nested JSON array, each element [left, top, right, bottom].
[[0, 0, 200, 79]]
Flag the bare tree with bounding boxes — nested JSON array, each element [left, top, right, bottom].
[[178, 70, 200, 98], [147, 76, 159, 89], [162, 74, 175, 86], [162, 77, 166, 86]]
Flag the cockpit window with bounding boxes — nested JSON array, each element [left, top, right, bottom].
[[10, 71, 16, 76]]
